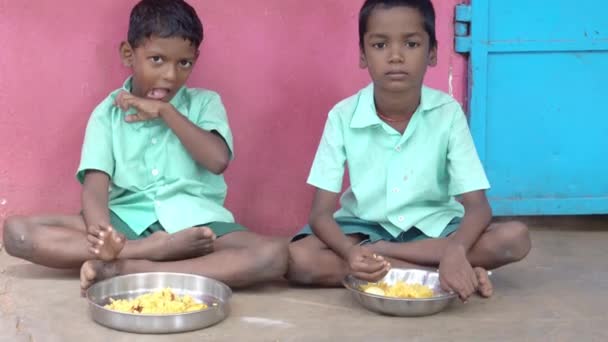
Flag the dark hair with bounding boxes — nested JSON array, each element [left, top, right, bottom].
[[358, 0, 437, 49], [128, 0, 204, 48]]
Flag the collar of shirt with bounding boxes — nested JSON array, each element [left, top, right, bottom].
[[350, 83, 452, 129]]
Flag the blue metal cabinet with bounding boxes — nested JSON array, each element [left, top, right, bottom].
[[455, 1, 608, 215]]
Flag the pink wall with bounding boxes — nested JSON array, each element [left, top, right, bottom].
[[0, 0, 467, 236]]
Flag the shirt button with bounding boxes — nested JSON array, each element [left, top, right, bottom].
[[403, 176, 409, 182], [151, 138, 158, 144], [395, 146, 401, 152], [151, 169, 159, 176], [398, 216, 405, 222], [392, 187, 400, 193]]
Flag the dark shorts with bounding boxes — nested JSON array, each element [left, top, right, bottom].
[[109, 211, 247, 241], [292, 217, 461, 244]]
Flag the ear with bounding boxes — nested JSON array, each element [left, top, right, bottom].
[[359, 48, 368, 69], [119, 41, 135, 67], [428, 45, 438, 67]]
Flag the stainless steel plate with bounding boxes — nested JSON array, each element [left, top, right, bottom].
[[343, 268, 457, 317], [86, 272, 232, 334]]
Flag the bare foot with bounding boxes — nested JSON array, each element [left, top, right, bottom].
[[80, 260, 122, 296], [147, 226, 216, 261], [475, 267, 494, 297], [87, 225, 126, 261]]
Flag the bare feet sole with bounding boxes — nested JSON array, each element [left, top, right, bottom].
[[474, 267, 494, 297], [148, 226, 216, 261], [80, 260, 121, 296]]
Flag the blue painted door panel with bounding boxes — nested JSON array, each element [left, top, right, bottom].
[[457, 1, 608, 215]]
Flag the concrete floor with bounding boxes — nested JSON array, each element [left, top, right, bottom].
[[1, 217, 607, 342]]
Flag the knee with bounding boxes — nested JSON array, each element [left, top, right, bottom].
[[286, 242, 318, 285], [253, 238, 289, 277], [2, 216, 33, 257], [496, 221, 531, 262]]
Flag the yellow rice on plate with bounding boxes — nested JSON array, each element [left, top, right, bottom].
[[360, 281, 434, 299], [104, 288, 208, 314]]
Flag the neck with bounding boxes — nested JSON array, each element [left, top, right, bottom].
[[374, 86, 421, 120]]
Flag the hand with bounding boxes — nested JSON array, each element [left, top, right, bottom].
[[115, 91, 168, 122], [438, 244, 478, 302], [87, 223, 125, 261], [346, 245, 391, 282]]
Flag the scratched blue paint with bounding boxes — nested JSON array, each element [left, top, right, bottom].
[[456, 1, 608, 215]]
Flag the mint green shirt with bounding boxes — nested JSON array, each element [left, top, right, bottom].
[[77, 77, 235, 235], [307, 84, 490, 238]]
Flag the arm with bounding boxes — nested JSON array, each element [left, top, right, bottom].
[[439, 104, 492, 300], [310, 188, 390, 280], [446, 190, 492, 252], [116, 92, 230, 175], [81, 170, 111, 228], [309, 189, 355, 259], [438, 190, 491, 301], [159, 104, 230, 174]]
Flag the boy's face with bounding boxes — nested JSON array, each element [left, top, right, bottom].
[[120, 36, 199, 101], [360, 6, 437, 94]]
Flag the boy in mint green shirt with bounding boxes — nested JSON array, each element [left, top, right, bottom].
[[287, 0, 531, 301], [2, 0, 287, 293]]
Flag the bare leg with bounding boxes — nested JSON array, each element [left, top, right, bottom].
[[285, 234, 425, 287], [3, 215, 90, 268], [80, 231, 289, 292], [368, 221, 531, 297], [368, 221, 531, 269], [89, 225, 216, 262], [2, 215, 217, 268], [286, 222, 529, 293]]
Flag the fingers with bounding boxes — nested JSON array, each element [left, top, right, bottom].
[[470, 267, 479, 290], [88, 224, 101, 236], [351, 252, 387, 271], [87, 233, 104, 246], [352, 267, 389, 282], [440, 272, 475, 302], [350, 254, 390, 281], [457, 278, 476, 302], [125, 113, 145, 123], [88, 224, 111, 240], [439, 273, 452, 293], [115, 91, 134, 111], [87, 234, 103, 256]]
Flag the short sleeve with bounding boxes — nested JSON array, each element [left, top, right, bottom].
[[306, 110, 346, 193], [447, 105, 490, 196], [196, 92, 234, 159], [76, 98, 115, 183]]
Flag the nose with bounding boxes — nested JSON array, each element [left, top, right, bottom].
[[389, 45, 404, 63], [163, 65, 177, 82]]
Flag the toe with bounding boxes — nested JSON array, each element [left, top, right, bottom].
[[474, 268, 494, 297]]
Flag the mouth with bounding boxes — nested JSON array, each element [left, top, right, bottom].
[[146, 88, 172, 101], [385, 71, 409, 79]]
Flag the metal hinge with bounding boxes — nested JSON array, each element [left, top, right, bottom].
[[454, 4, 472, 54]]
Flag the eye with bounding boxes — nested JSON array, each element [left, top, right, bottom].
[[150, 56, 164, 64], [405, 41, 421, 48], [372, 42, 387, 49], [179, 60, 193, 68]]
